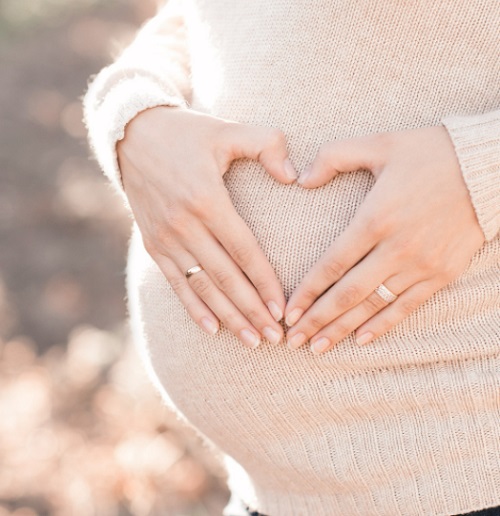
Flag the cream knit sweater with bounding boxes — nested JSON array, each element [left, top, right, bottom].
[[84, 1, 500, 515]]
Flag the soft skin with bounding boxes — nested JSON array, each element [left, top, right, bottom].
[[284, 126, 485, 354], [117, 106, 298, 349]]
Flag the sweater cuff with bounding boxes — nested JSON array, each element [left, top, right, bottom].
[[84, 72, 187, 195], [442, 110, 500, 241]]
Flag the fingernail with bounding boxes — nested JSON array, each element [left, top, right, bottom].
[[287, 332, 307, 350], [356, 332, 374, 346], [285, 308, 303, 327], [311, 337, 330, 354], [201, 317, 218, 335], [263, 326, 281, 345], [298, 164, 312, 185], [240, 329, 261, 349], [283, 158, 297, 180], [267, 300, 283, 322]]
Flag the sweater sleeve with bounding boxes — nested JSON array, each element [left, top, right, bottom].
[[83, 0, 191, 194], [442, 109, 500, 242]]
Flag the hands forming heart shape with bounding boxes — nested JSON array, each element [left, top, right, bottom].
[[117, 107, 485, 354]]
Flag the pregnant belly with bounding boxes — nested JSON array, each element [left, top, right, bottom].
[[126, 157, 499, 493]]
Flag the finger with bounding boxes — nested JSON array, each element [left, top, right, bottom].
[[298, 133, 386, 189], [206, 193, 287, 323], [355, 280, 440, 346], [153, 254, 220, 336], [168, 249, 263, 349], [285, 221, 383, 328], [286, 268, 410, 351], [224, 123, 298, 183], [182, 226, 284, 344], [186, 266, 263, 349], [305, 275, 407, 354]]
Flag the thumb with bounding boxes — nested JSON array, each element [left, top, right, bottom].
[[225, 123, 298, 184], [298, 135, 383, 189]]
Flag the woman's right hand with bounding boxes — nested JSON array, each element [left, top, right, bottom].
[[117, 106, 297, 348]]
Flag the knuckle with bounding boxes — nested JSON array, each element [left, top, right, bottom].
[[336, 285, 360, 310], [376, 317, 393, 333], [244, 308, 261, 323], [213, 268, 236, 291], [155, 225, 175, 246], [394, 237, 414, 260], [230, 244, 253, 267], [159, 211, 184, 239], [364, 216, 387, 239], [307, 315, 327, 331], [251, 276, 270, 293], [182, 190, 199, 213], [419, 253, 439, 272], [330, 322, 351, 339], [142, 236, 157, 257], [321, 260, 345, 281], [168, 275, 186, 295], [183, 300, 198, 318], [302, 286, 322, 303], [400, 298, 420, 315], [365, 293, 386, 311], [189, 274, 212, 296], [220, 310, 240, 329], [183, 190, 213, 218]]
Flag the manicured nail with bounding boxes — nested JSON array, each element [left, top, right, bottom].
[[311, 337, 330, 354], [201, 317, 219, 335], [298, 164, 312, 185], [263, 326, 281, 345], [356, 332, 374, 346], [285, 308, 303, 327], [240, 329, 261, 349], [283, 158, 297, 180], [267, 300, 283, 322], [287, 332, 307, 350]]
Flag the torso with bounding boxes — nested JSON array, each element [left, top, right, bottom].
[[127, 2, 500, 513]]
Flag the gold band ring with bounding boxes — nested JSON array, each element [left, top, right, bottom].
[[374, 283, 398, 303], [185, 264, 204, 278]]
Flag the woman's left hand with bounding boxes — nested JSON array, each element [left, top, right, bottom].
[[284, 126, 485, 354]]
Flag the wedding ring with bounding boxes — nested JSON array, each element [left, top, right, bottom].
[[374, 283, 398, 303], [185, 264, 204, 278]]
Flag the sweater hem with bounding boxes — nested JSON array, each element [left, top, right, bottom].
[[442, 111, 500, 242], [83, 73, 187, 196]]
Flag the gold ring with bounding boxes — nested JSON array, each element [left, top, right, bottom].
[[185, 264, 204, 278], [374, 283, 398, 303]]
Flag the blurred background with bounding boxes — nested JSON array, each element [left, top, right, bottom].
[[0, 0, 229, 514]]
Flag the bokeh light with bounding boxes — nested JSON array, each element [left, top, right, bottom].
[[0, 1, 229, 514]]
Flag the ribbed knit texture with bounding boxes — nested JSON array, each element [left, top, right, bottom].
[[83, 0, 190, 193], [84, 1, 500, 515], [442, 111, 500, 242]]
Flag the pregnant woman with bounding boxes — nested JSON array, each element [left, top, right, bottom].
[[84, 1, 500, 514]]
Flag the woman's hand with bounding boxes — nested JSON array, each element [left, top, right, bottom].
[[117, 106, 297, 348], [284, 126, 485, 354]]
